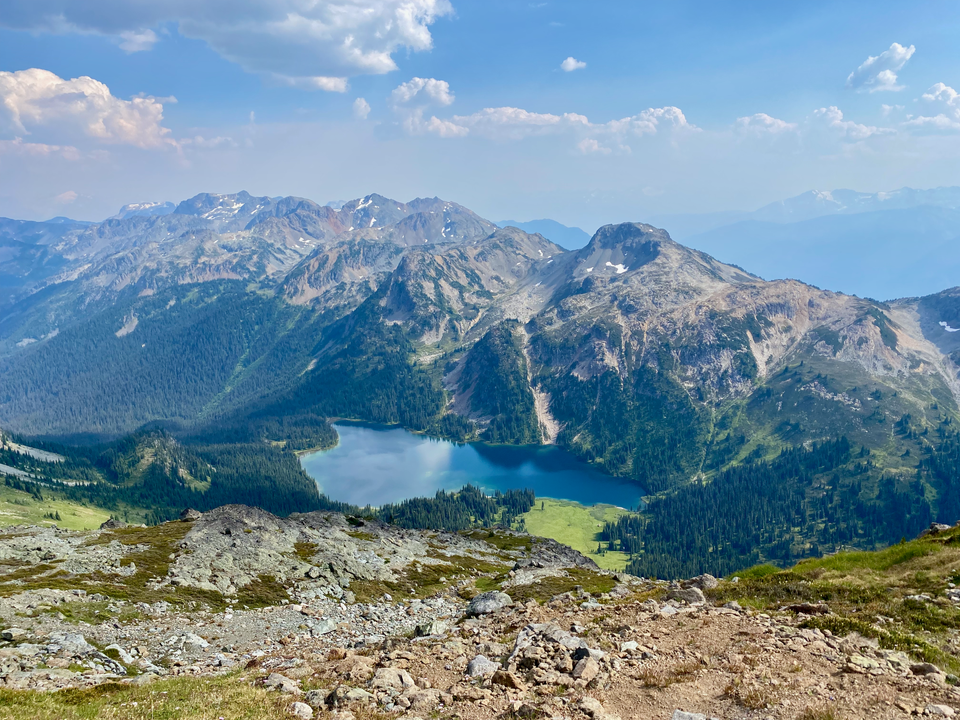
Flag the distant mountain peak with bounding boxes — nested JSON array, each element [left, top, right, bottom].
[[111, 201, 176, 221], [496, 218, 591, 250], [44, 216, 95, 226]]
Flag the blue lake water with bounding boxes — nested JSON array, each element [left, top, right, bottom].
[[300, 422, 644, 509]]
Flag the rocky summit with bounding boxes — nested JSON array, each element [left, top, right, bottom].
[[2, 507, 960, 719]]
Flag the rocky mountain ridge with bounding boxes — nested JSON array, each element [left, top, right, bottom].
[[0, 191, 498, 340]]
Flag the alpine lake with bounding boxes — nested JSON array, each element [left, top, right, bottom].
[[300, 421, 644, 509], [299, 422, 644, 570]]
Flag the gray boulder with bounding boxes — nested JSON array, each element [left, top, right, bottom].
[[264, 672, 301, 694], [1, 628, 26, 641], [467, 591, 513, 616], [371, 667, 415, 690], [415, 619, 449, 637], [47, 632, 95, 657], [682, 574, 718, 590], [667, 587, 706, 605], [466, 654, 500, 676], [290, 701, 313, 719]]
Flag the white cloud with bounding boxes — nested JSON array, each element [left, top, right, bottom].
[[448, 106, 585, 139], [903, 114, 960, 132], [846, 42, 915, 93], [388, 76, 696, 150], [881, 104, 904, 117], [735, 113, 797, 134], [578, 138, 610, 154], [0, 68, 175, 149], [902, 83, 960, 133], [922, 82, 960, 107], [353, 97, 372, 120], [118, 29, 158, 53], [424, 116, 469, 137], [448, 105, 695, 141], [270, 74, 349, 93], [0, 0, 453, 91], [390, 77, 455, 107], [0, 137, 81, 160], [389, 77, 457, 135], [813, 106, 892, 140], [54, 190, 78, 204], [560, 57, 586, 72], [600, 107, 697, 137]]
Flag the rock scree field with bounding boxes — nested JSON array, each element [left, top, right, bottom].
[[1, 507, 960, 718]]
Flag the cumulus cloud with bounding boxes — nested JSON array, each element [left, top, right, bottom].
[[390, 77, 455, 107], [448, 106, 586, 139], [903, 83, 960, 133], [881, 104, 904, 117], [560, 57, 586, 72], [423, 116, 469, 137], [448, 105, 696, 141], [353, 97, 372, 120], [903, 114, 960, 132], [735, 113, 797, 135], [54, 190, 78, 204], [0, 0, 452, 91], [388, 77, 697, 151], [118, 29, 158, 52], [813, 106, 892, 140], [389, 77, 457, 134], [0, 68, 175, 149], [922, 82, 960, 107], [846, 42, 915, 93]]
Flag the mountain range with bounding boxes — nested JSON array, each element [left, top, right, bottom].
[[2, 189, 960, 575], [651, 186, 960, 300]]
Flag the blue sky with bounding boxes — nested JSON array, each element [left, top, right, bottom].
[[1, 0, 959, 228]]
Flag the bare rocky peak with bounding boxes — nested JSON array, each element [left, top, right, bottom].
[[374, 226, 566, 343]]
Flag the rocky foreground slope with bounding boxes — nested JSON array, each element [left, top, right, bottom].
[[2, 507, 960, 719]]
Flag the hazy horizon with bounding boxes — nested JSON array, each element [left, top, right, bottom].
[[1, 1, 958, 228]]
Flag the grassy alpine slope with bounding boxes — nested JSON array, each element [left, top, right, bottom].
[[519, 498, 631, 571], [0, 483, 113, 531], [711, 522, 960, 675]]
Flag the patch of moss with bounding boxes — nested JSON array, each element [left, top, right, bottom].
[[801, 615, 958, 673], [0, 563, 58, 583], [40, 601, 142, 626], [294, 541, 318, 561], [346, 531, 377, 542], [506, 568, 617, 604], [235, 575, 288, 609], [464, 529, 532, 553]]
